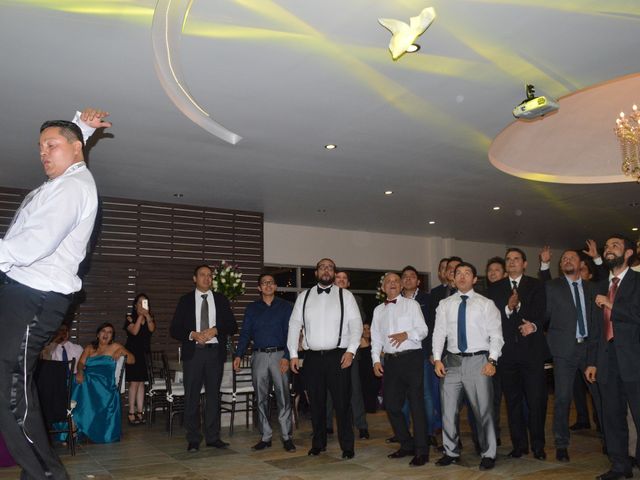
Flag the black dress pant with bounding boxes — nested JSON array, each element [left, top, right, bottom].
[[304, 348, 354, 452], [499, 357, 547, 452], [0, 279, 71, 480], [182, 344, 223, 444], [600, 343, 640, 473], [383, 349, 427, 455]]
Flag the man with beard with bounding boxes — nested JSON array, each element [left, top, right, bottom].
[[545, 250, 600, 462], [288, 258, 363, 459], [586, 235, 640, 480]]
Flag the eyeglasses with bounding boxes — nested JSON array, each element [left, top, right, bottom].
[[260, 280, 275, 286]]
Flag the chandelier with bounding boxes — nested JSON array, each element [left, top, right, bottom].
[[614, 104, 640, 182]]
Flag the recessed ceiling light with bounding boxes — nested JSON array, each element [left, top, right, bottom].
[[173, 193, 184, 198], [428, 220, 436, 225], [492, 206, 500, 211], [406, 44, 420, 53], [324, 144, 337, 150], [384, 190, 393, 195], [633, 227, 639, 231]]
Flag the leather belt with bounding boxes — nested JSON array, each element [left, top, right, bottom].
[[255, 347, 285, 353], [196, 343, 219, 349], [448, 350, 488, 357], [387, 349, 421, 358]]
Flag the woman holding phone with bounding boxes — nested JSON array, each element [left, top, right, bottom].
[[123, 293, 155, 425]]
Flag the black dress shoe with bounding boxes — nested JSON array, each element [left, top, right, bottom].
[[569, 422, 590, 431], [410, 454, 429, 466], [596, 470, 633, 480], [508, 449, 524, 458], [388, 449, 413, 459], [556, 448, 569, 462], [359, 428, 370, 439], [326, 427, 334, 435], [252, 440, 272, 450], [308, 447, 325, 456], [479, 457, 496, 470], [533, 449, 547, 460], [436, 454, 460, 466], [187, 442, 199, 452], [206, 439, 229, 448], [283, 439, 296, 452], [342, 450, 355, 459], [385, 436, 398, 443]]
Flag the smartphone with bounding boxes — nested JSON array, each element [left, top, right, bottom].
[[141, 298, 149, 310]]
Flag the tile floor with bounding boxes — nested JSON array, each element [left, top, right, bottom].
[[0, 399, 630, 479]]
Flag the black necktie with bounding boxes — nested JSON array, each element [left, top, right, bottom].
[[201, 294, 209, 330], [512, 280, 518, 291], [317, 286, 332, 294], [572, 281, 586, 338]]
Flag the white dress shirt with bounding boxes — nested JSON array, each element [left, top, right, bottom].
[[370, 296, 428, 365], [287, 285, 363, 358], [0, 112, 98, 294], [51, 341, 84, 372], [432, 290, 504, 362], [194, 289, 218, 344]]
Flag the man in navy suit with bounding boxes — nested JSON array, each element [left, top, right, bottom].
[[586, 235, 640, 480], [545, 250, 600, 462], [170, 264, 238, 452]]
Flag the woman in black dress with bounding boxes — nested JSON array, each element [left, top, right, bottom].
[[124, 293, 155, 425]]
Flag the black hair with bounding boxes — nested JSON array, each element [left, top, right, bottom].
[[91, 322, 115, 349], [505, 247, 527, 262], [400, 265, 419, 276], [455, 261, 478, 278], [193, 264, 212, 277], [448, 256, 463, 264], [258, 272, 275, 285], [40, 120, 84, 145], [486, 256, 505, 271]]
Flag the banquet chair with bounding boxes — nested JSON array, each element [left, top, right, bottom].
[[161, 353, 186, 436], [144, 351, 167, 426], [36, 358, 77, 455], [219, 353, 255, 435]]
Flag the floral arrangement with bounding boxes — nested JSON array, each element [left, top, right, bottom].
[[375, 274, 387, 304], [211, 260, 246, 300]]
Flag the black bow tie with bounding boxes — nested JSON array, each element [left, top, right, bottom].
[[317, 286, 332, 294], [384, 298, 397, 305]]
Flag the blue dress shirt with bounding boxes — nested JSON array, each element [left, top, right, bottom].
[[235, 296, 293, 359]]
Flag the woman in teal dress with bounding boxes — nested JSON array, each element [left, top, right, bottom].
[[73, 323, 135, 443]]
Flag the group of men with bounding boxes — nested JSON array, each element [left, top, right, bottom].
[[0, 108, 638, 480]]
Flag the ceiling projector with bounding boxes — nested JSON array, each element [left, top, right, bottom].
[[512, 84, 559, 119]]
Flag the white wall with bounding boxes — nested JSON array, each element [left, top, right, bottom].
[[264, 222, 562, 278]]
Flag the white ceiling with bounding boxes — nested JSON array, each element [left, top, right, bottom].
[[1, 0, 639, 248]]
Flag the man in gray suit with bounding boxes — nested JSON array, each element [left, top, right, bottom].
[[545, 249, 600, 462]]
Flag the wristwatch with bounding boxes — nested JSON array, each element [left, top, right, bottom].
[[488, 358, 497, 367]]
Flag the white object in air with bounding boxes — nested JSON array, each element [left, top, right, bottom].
[[378, 7, 436, 60], [151, 0, 242, 145]]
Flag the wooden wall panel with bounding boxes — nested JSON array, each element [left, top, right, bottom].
[[0, 187, 263, 359]]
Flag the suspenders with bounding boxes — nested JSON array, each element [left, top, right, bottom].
[[302, 287, 345, 349]]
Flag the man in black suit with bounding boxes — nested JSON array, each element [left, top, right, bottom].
[[586, 235, 640, 480], [545, 250, 600, 462], [170, 264, 238, 452], [487, 248, 548, 460]]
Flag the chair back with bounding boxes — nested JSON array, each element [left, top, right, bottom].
[[115, 355, 127, 393], [35, 358, 75, 423], [233, 354, 253, 392], [161, 353, 173, 396]]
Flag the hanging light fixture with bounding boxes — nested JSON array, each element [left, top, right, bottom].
[[614, 104, 640, 182]]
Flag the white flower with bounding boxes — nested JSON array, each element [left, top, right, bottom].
[[221, 278, 226, 284]]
